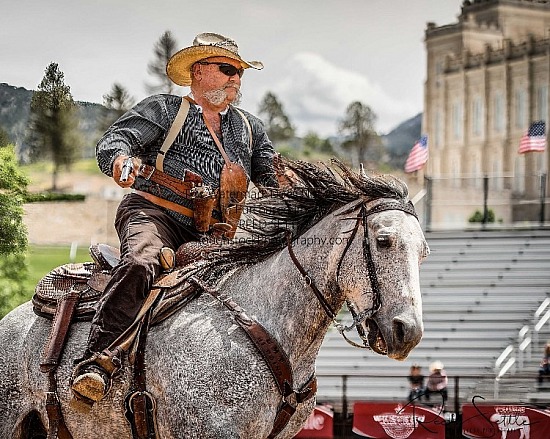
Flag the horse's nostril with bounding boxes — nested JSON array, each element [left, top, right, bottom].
[[393, 319, 406, 345]]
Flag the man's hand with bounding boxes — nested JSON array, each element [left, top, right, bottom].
[[112, 156, 138, 188]]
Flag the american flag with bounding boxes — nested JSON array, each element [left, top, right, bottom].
[[404, 135, 428, 173], [518, 121, 546, 154]]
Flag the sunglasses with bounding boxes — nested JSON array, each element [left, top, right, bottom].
[[198, 62, 244, 78]]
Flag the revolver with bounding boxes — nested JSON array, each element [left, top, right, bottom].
[[119, 157, 134, 183]]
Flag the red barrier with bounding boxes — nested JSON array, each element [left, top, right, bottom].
[[352, 402, 446, 438], [462, 402, 550, 439], [294, 405, 334, 438]]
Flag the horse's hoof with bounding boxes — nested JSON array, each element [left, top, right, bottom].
[[71, 367, 109, 403]]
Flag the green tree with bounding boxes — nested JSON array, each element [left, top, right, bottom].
[[146, 30, 178, 94], [0, 144, 29, 317], [258, 92, 295, 144], [100, 83, 135, 132], [303, 131, 333, 156], [27, 62, 81, 190], [0, 125, 12, 148], [338, 101, 380, 166]]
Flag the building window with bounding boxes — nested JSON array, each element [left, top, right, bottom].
[[537, 85, 548, 122], [472, 96, 483, 137], [452, 101, 463, 140], [514, 156, 525, 193], [493, 92, 504, 133], [451, 154, 461, 188], [492, 157, 503, 191], [433, 111, 442, 147], [472, 154, 482, 189], [515, 88, 526, 129]]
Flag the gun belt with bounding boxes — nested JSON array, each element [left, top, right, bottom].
[[139, 164, 195, 199], [135, 190, 218, 226]]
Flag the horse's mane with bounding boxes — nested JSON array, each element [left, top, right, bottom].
[[196, 157, 409, 281]]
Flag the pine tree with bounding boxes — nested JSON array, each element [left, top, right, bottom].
[[338, 101, 380, 166], [146, 30, 178, 94], [258, 92, 295, 144], [27, 62, 81, 190], [100, 83, 135, 132]]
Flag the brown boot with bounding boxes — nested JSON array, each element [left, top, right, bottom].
[[71, 351, 121, 404], [71, 364, 110, 403]]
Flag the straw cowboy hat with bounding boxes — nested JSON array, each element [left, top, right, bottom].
[[430, 361, 444, 372], [166, 32, 264, 86]]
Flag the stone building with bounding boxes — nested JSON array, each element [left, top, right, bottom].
[[422, 0, 549, 228]]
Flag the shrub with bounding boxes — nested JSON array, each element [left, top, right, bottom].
[[468, 209, 495, 223], [24, 192, 85, 203]]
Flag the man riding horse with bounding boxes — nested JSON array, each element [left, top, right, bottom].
[[71, 32, 279, 405]]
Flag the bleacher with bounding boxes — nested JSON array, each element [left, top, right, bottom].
[[314, 228, 550, 409]]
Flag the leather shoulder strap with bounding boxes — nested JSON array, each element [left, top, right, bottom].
[[156, 97, 190, 172]]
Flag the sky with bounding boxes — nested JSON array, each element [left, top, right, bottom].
[[1, 0, 463, 137]]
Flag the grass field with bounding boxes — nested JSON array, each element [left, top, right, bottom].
[[23, 244, 92, 292]]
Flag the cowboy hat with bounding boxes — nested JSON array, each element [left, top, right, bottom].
[[166, 32, 264, 86], [430, 361, 444, 372]]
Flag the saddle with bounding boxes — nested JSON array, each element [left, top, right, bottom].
[[32, 243, 201, 325], [34, 242, 316, 439]]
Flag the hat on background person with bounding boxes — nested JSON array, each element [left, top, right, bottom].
[[430, 361, 444, 372], [166, 32, 264, 86]]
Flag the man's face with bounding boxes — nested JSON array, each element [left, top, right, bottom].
[[193, 56, 243, 105]]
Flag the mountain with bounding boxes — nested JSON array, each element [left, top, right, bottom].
[[0, 83, 105, 159], [0, 84, 33, 152], [381, 113, 422, 169], [0, 82, 422, 166]]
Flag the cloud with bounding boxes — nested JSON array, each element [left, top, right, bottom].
[[270, 52, 419, 137]]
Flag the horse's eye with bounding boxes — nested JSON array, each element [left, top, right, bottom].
[[377, 234, 392, 248]]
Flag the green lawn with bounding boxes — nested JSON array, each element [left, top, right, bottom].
[[23, 244, 92, 292], [21, 158, 102, 176]]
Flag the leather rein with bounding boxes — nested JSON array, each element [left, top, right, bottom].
[[286, 199, 418, 349]]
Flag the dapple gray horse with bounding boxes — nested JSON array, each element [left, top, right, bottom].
[[0, 160, 429, 439]]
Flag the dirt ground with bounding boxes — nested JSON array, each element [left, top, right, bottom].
[[24, 172, 128, 247]]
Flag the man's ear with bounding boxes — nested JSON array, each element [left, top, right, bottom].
[[191, 63, 202, 82]]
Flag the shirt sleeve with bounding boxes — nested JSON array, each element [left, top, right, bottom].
[[246, 112, 279, 189], [96, 95, 177, 176]]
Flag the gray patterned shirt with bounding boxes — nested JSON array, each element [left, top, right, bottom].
[[96, 94, 278, 227]]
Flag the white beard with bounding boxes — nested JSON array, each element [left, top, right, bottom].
[[203, 85, 242, 106]]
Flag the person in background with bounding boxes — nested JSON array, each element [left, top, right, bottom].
[[407, 363, 425, 402], [538, 342, 550, 388], [424, 360, 448, 407]]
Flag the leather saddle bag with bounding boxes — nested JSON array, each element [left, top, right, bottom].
[[219, 162, 248, 238]]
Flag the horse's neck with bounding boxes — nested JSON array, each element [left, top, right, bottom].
[[226, 218, 346, 375]]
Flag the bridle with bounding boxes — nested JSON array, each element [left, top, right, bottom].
[[286, 199, 418, 349]]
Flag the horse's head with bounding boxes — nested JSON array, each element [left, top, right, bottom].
[[231, 158, 428, 361], [335, 198, 429, 360]]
